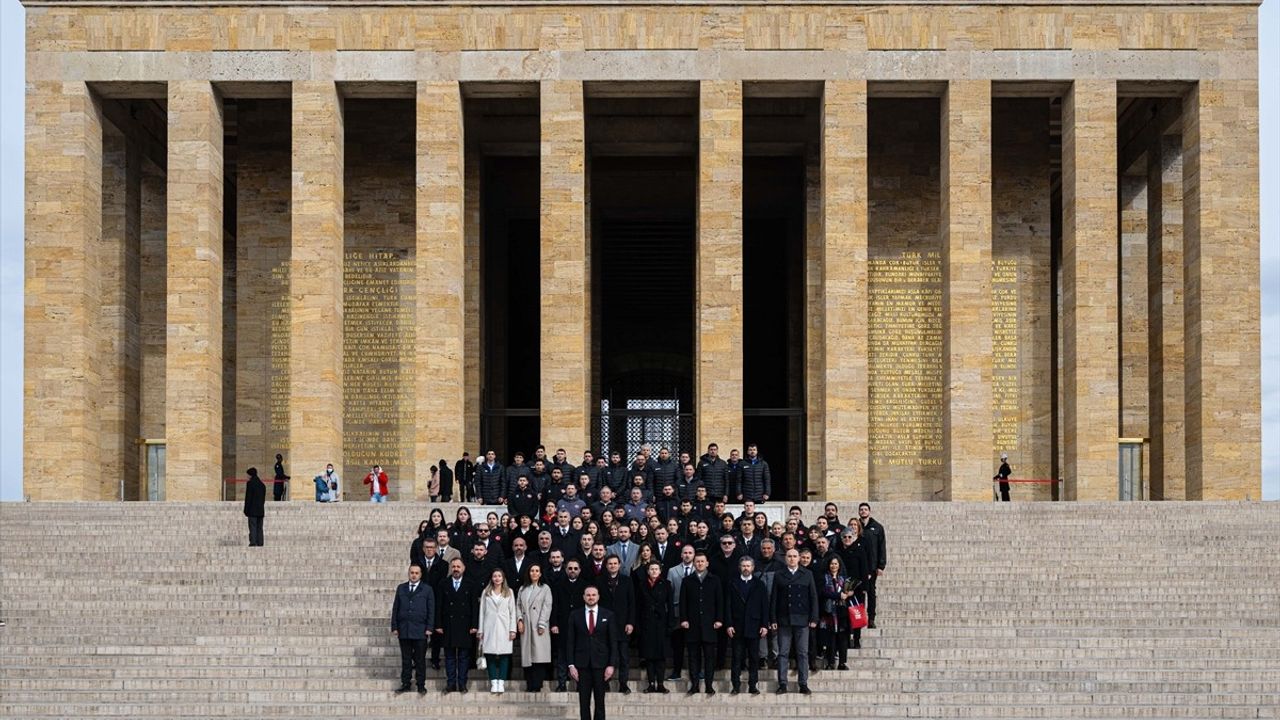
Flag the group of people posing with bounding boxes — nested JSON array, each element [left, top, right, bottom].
[[389, 444, 888, 706]]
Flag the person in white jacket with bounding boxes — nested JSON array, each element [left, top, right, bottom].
[[477, 569, 517, 693]]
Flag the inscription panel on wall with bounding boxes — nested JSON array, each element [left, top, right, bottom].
[[869, 250, 944, 477], [343, 249, 415, 491], [992, 258, 1019, 454], [268, 262, 291, 457]]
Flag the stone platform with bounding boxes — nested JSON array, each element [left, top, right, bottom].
[[2, 501, 1278, 718]]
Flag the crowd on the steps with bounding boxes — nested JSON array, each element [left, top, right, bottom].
[[387, 442, 889, 703]]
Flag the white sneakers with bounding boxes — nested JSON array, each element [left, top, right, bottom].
[[490, 679, 505, 694], [497, 679, 505, 693]]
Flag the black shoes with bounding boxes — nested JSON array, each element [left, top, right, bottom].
[[619, 685, 631, 695], [749, 685, 760, 695], [395, 685, 410, 694], [458, 684, 468, 693], [555, 683, 567, 692], [706, 688, 716, 697], [775, 686, 788, 695], [644, 684, 656, 694], [730, 686, 741, 695], [417, 688, 427, 695], [799, 684, 812, 695], [666, 672, 681, 681], [868, 622, 877, 629], [657, 684, 670, 694], [686, 686, 699, 696], [838, 663, 849, 670]]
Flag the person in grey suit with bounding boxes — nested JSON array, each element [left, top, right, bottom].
[[769, 548, 817, 695], [606, 525, 641, 577], [391, 564, 435, 694], [664, 545, 697, 680]]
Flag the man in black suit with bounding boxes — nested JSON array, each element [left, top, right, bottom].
[[434, 558, 479, 693], [652, 527, 682, 571], [391, 564, 435, 694], [679, 551, 724, 695], [566, 585, 619, 720], [552, 558, 588, 692], [414, 538, 449, 669], [726, 556, 769, 695], [596, 555, 636, 694], [243, 467, 266, 546]]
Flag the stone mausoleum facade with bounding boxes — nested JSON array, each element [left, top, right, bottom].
[[23, 0, 1261, 503]]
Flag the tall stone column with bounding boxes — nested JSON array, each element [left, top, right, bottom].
[[165, 81, 224, 501], [289, 82, 345, 490], [24, 82, 104, 500], [1147, 134, 1185, 500], [1182, 81, 1261, 500], [1061, 80, 1119, 500], [941, 81, 994, 501], [416, 82, 466, 498], [696, 80, 744, 454], [540, 80, 590, 454], [820, 80, 869, 501]]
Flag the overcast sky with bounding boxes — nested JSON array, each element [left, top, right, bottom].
[[0, 0, 1275, 500]]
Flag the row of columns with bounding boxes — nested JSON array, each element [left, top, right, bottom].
[[24, 79, 1259, 500]]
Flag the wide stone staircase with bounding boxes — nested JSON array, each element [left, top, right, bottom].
[[1, 501, 1278, 719]]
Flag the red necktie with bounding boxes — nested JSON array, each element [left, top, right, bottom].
[[588, 608, 596, 635]]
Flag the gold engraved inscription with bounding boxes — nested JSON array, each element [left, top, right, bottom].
[[343, 249, 415, 474], [869, 250, 944, 467], [992, 258, 1019, 454]]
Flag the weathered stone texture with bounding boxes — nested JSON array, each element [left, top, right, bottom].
[[992, 98, 1054, 501], [540, 80, 590, 455], [289, 81, 345, 493], [1120, 172, 1150, 445], [820, 80, 869, 501], [868, 97, 942, 501], [1147, 134, 1185, 501], [415, 81, 466, 498], [1182, 80, 1261, 500], [696, 80, 744, 453], [1062, 80, 1120, 501], [343, 99, 415, 499], [165, 80, 224, 501], [234, 100, 291, 485], [941, 80, 993, 502], [98, 127, 141, 501], [24, 81, 104, 501], [138, 159, 167, 493]]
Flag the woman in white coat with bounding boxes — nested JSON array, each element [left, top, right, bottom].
[[477, 568, 517, 693], [516, 563, 553, 692]]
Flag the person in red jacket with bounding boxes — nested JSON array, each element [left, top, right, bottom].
[[364, 464, 390, 503]]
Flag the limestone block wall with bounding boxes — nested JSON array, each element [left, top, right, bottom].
[[992, 98, 1054, 501], [234, 99, 292, 483], [867, 97, 943, 501], [19, 1, 1261, 501]]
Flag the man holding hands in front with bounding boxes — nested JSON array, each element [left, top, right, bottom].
[[566, 585, 618, 720], [390, 564, 435, 695]]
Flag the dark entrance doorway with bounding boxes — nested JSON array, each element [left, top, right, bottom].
[[586, 86, 698, 459]]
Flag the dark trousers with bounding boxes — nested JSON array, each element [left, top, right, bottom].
[[272, 481, 285, 501], [644, 658, 665, 686], [577, 666, 607, 720], [669, 627, 686, 676], [555, 632, 570, 685], [715, 630, 728, 670], [526, 662, 549, 691], [399, 638, 427, 689], [730, 634, 759, 688], [246, 516, 264, 546], [687, 640, 716, 689], [614, 638, 630, 690], [819, 627, 848, 666], [866, 575, 879, 624], [999, 481, 1011, 501], [430, 633, 441, 665], [444, 646, 471, 689]]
